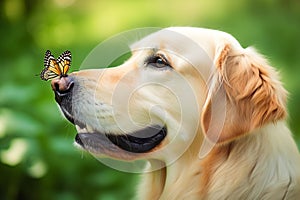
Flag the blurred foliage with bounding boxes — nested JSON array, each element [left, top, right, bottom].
[[0, 0, 299, 199]]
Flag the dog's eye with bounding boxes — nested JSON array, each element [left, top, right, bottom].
[[147, 54, 171, 69]]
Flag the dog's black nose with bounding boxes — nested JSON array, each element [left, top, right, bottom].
[[51, 76, 74, 104]]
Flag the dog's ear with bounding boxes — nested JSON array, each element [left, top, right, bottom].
[[201, 44, 287, 144]]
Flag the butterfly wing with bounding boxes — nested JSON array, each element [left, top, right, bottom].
[[56, 50, 71, 76], [41, 50, 61, 81], [40, 67, 59, 81], [43, 50, 52, 68]]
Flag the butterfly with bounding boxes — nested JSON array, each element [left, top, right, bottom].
[[40, 50, 71, 81]]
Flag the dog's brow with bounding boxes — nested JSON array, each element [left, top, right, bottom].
[[132, 47, 159, 53]]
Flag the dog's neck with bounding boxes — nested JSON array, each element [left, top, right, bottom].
[[137, 155, 203, 200], [199, 121, 300, 199], [137, 128, 204, 199], [136, 122, 300, 199]]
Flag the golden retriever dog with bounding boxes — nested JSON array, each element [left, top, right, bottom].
[[51, 27, 300, 199]]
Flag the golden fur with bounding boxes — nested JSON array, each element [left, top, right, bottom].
[[59, 27, 300, 199]]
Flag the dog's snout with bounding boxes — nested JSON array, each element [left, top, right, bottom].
[[51, 76, 74, 95], [51, 76, 74, 123], [51, 76, 74, 105]]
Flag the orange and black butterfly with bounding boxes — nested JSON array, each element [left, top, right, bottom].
[[40, 50, 71, 81]]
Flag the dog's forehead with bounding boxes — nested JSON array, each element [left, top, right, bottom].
[[131, 27, 242, 55], [131, 28, 203, 53], [131, 28, 216, 80]]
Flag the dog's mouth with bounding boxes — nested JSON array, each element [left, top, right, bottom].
[[105, 126, 167, 153], [53, 76, 168, 158], [61, 108, 167, 155], [75, 124, 167, 154]]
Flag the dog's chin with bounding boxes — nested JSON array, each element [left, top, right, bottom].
[[59, 105, 167, 159], [74, 124, 167, 160], [58, 106, 165, 158], [74, 125, 140, 160]]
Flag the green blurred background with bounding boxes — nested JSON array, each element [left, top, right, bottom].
[[0, 0, 299, 199]]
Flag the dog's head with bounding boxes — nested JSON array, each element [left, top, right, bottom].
[[51, 27, 286, 164]]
